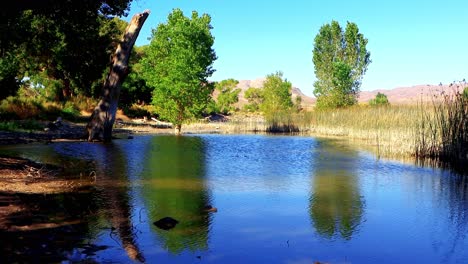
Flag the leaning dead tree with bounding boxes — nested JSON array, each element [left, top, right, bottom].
[[87, 10, 150, 142]]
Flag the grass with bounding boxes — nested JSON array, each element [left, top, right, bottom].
[[0, 92, 98, 124], [415, 90, 468, 172], [307, 105, 421, 158], [0, 120, 44, 132], [206, 106, 421, 158]]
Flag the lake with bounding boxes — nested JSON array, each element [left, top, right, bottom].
[[1, 134, 467, 263]]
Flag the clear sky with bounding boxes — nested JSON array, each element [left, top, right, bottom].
[[126, 0, 468, 96]]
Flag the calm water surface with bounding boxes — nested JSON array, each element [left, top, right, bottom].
[[1, 134, 467, 263]]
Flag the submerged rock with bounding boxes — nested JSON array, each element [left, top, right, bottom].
[[153, 217, 179, 230]]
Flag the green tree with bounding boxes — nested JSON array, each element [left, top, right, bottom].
[[142, 9, 217, 134], [0, 1, 132, 100], [294, 95, 303, 112], [369, 92, 389, 106], [260, 72, 293, 116], [120, 45, 152, 107], [214, 79, 241, 114], [313, 21, 371, 109], [243, 87, 264, 112], [463, 87, 468, 99], [0, 52, 20, 100]]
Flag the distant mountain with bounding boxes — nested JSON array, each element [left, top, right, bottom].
[[358, 83, 466, 104], [229, 78, 466, 108]]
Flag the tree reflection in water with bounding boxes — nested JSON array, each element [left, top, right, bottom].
[[141, 136, 211, 254], [0, 189, 99, 263], [93, 143, 146, 262], [309, 139, 364, 240]]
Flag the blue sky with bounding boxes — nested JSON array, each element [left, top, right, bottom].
[[127, 0, 468, 96]]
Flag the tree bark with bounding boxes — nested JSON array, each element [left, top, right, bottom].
[[86, 10, 150, 142], [175, 124, 182, 135]]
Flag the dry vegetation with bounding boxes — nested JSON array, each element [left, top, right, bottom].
[[0, 156, 95, 194], [186, 93, 467, 170], [194, 106, 420, 158]]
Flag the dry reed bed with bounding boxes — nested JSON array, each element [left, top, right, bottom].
[[183, 105, 430, 159], [307, 106, 421, 158]]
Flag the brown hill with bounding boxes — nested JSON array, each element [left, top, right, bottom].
[[358, 83, 467, 104], [223, 78, 466, 109]]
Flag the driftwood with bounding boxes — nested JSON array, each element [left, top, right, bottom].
[[86, 10, 150, 142]]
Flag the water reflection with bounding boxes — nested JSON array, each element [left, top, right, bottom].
[[0, 190, 99, 263], [141, 136, 211, 254], [2, 135, 468, 263], [309, 140, 364, 240], [93, 143, 145, 262]]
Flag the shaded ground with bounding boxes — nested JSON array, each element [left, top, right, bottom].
[[0, 155, 95, 194], [0, 120, 134, 145]]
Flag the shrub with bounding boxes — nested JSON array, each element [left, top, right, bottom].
[[369, 92, 390, 106]]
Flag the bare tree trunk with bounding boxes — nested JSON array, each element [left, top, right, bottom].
[[86, 10, 150, 142], [175, 124, 182, 135]]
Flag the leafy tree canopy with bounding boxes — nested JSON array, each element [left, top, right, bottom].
[[214, 79, 241, 115], [120, 45, 152, 107], [260, 72, 293, 116], [141, 8, 217, 134], [313, 21, 370, 109], [0, 0, 132, 100], [243, 87, 264, 112], [369, 92, 390, 106]]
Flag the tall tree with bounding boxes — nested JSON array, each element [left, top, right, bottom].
[[260, 72, 294, 116], [120, 45, 153, 107], [0, 0, 132, 100], [313, 21, 371, 109], [214, 79, 241, 114], [87, 10, 150, 142], [243, 87, 264, 112], [141, 9, 217, 135]]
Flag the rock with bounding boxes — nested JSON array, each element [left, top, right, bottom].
[[54, 117, 62, 126], [47, 122, 58, 130], [203, 205, 218, 213], [127, 135, 134, 139], [153, 217, 179, 230]]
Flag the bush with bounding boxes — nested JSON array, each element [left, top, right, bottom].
[[122, 103, 154, 118], [0, 96, 43, 119], [0, 120, 43, 132], [369, 92, 389, 106], [0, 94, 80, 121]]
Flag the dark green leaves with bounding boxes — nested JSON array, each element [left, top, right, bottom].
[[214, 79, 241, 115]]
